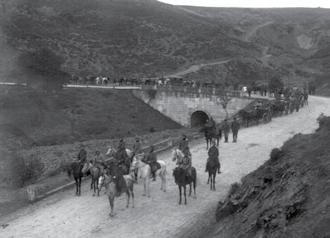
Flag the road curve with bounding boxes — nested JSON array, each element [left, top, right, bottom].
[[1, 96, 330, 238]]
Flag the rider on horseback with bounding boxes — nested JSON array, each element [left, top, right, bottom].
[[115, 138, 129, 173], [177, 136, 192, 177], [92, 150, 105, 173], [142, 146, 159, 181], [132, 137, 143, 157], [205, 139, 221, 174], [77, 144, 87, 164]]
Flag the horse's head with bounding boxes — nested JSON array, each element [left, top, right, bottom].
[[106, 146, 116, 158], [126, 148, 133, 159], [172, 149, 184, 162], [98, 175, 105, 190], [131, 153, 145, 169]]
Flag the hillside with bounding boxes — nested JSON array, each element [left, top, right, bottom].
[[0, 0, 258, 81], [0, 86, 181, 149], [202, 116, 330, 238], [177, 7, 330, 89]]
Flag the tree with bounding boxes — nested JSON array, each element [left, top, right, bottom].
[[216, 93, 232, 119], [17, 48, 69, 92], [268, 76, 284, 94]]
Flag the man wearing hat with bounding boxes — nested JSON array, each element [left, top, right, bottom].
[[142, 146, 159, 181], [132, 137, 143, 158], [222, 119, 230, 143], [77, 144, 87, 164], [206, 139, 221, 174]]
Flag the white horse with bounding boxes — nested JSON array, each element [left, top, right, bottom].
[[131, 153, 167, 197]]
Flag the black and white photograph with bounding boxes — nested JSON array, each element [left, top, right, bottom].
[[0, 0, 329, 237]]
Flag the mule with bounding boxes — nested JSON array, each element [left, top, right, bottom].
[[172, 149, 197, 204], [67, 161, 84, 196], [98, 164, 135, 217], [131, 153, 167, 197]]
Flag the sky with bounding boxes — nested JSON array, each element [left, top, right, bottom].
[[158, 0, 330, 8]]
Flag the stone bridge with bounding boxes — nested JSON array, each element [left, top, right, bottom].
[[133, 88, 253, 127]]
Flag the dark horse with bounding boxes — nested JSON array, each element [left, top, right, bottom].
[[67, 161, 85, 196], [172, 149, 197, 205], [202, 126, 220, 149], [206, 158, 219, 191], [173, 167, 197, 204]]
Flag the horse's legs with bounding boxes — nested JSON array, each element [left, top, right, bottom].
[[193, 175, 197, 198], [74, 178, 78, 195], [130, 186, 135, 208], [179, 186, 182, 205], [143, 178, 147, 196], [184, 185, 187, 205], [189, 183, 192, 196], [96, 177, 100, 196], [146, 176, 150, 198], [126, 190, 130, 208], [90, 177, 93, 190], [108, 196, 115, 217], [78, 177, 82, 196], [209, 172, 212, 190], [213, 173, 216, 191]]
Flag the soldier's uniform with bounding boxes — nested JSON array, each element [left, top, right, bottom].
[[78, 147, 87, 164], [206, 142, 220, 173], [143, 146, 159, 180]]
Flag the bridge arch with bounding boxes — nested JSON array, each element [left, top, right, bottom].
[[190, 111, 209, 128]]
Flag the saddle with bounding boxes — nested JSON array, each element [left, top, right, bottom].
[[151, 162, 161, 173]]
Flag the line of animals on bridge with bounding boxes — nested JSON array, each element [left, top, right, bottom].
[[67, 134, 222, 217]]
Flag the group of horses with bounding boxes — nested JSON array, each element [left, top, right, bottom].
[[238, 91, 308, 127], [66, 146, 202, 216]]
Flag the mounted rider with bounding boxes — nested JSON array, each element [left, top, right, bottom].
[[205, 139, 221, 174], [115, 138, 129, 174], [177, 135, 192, 177], [132, 137, 143, 157], [77, 144, 87, 164], [142, 146, 160, 181], [92, 150, 105, 173]]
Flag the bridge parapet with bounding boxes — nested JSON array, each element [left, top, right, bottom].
[[141, 85, 242, 98]]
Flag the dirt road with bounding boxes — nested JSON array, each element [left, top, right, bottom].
[[1, 96, 329, 238], [165, 58, 231, 78]]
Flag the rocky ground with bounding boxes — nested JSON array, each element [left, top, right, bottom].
[[0, 96, 328, 238]]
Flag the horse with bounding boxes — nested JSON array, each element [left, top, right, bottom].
[[98, 162, 135, 217], [172, 149, 197, 204], [105, 146, 133, 175], [67, 161, 84, 196], [206, 157, 219, 191], [89, 164, 102, 196], [202, 126, 219, 149], [131, 153, 167, 197]]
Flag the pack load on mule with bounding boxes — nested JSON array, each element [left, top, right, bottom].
[[238, 100, 272, 127]]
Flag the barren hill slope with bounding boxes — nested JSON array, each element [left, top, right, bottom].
[[0, 0, 257, 80]]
